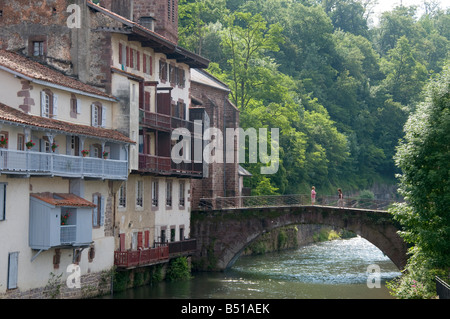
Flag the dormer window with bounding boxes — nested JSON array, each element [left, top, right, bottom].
[[33, 41, 44, 57]]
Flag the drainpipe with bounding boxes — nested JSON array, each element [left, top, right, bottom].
[[223, 95, 227, 198]]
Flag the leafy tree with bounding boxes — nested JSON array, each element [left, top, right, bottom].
[[389, 63, 450, 297]]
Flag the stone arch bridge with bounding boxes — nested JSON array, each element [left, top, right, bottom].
[[190, 203, 408, 272]]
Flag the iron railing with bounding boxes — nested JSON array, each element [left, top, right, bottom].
[[436, 276, 450, 299], [198, 194, 395, 211]]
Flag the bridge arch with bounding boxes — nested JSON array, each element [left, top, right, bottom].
[[191, 206, 408, 271]]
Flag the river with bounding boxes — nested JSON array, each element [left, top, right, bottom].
[[105, 236, 401, 299]]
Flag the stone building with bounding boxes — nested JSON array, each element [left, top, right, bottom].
[[189, 68, 241, 209]]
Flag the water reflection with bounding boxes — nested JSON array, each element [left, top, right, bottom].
[[105, 236, 401, 299]]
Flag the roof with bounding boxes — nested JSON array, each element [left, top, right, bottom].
[[239, 165, 252, 177], [86, 1, 209, 68], [0, 50, 116, 101], [191, 69, 230, 92], [31, 192, 97, 208], [0, 103, 134, 144]]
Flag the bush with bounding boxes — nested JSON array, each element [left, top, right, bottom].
[[166, 257, 192, 282]]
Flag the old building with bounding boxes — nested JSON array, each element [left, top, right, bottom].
[[0, 49, 132, 298], [0, 0, 210, 297], [189, 68, 241, 210]]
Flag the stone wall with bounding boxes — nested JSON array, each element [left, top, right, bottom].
[[0, 270, 112, 299]]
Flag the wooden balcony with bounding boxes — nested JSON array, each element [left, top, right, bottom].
[[0, 149, 128, 180], [114, 246, 169, 269], [138, 154, 172, 173], [139, 109, 171, 131], [168, 239, 197, 257]]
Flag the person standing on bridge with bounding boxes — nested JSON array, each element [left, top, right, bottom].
[[311, 186, 316, 205], [338, 188, 344, 208]]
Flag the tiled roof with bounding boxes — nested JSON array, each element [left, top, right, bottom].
[[0, 49, 115, 100], [0, 103, 134, 144], [31, 192, 97, 208]]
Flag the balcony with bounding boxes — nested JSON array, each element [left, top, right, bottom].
[[138, 154, 202, 177], [139, 109, 171, 131], [0, 149, 128, 180], [139, 154, 172, 173], [168, 239, 197, 257], [114, 245, 169, 269]]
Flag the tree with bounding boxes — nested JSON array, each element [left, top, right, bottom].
[[389, 63, 450, 298], [380, 36, 428, 106], [219, 11, 283, 110]]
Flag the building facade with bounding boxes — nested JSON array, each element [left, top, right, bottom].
[[0, 49, 132, 298], [0, 0, 209, 297]]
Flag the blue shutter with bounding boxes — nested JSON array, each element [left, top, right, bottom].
[[0, 183, 6, 221], [8, 252, 19, 289], [92, 195, 98, 227], [100, 195, 105, 226]]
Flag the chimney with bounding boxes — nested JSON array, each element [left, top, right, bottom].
[[133, 0, 178, 43]]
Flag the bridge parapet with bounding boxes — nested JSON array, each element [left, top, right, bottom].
[[198, 194, 395, 211]]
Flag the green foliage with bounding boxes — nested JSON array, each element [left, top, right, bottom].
[[166, 257, 193, 282], [179, 0, 450, 196], [388, 63, 450, 298]]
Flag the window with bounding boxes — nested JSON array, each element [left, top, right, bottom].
[[170, 227, 176, 242], [17, 134, 24, 151], [40, 90, 57, 118], [33, 41, 44, 57], [179, 181, 185, 207], [136, 180, 143, 208], [92, 193, 105, 227], [70, 95, 81, 118], [7, 252, 19, 290], [152, 180, 159, 207], [180, 227, 185, 241], [159, 60, 167, 82], [144, 54, 152, 75], [91, 144, 102, 158], [169, 65, 176, 85], [118, 183, 127, 208], [0, 183, 6, 221], [91, 103, 105, 127], [166, 180, 172, 207], [177, 68, 186, 87], [68, 136, 80, 156]]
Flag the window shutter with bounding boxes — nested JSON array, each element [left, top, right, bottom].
[[100, 195, 105, 226], [101, 106, 106, 128], [119, 43, 122, 65], [150, 56, 153, 75], [91, 104, 96, 126], [40, 91, 46, 117], [143, 54, 147, 74], [76, 99, 81, 114], [93, 195, 98, 227], [126, 46, 130, 67], [0, 184, 6, 221], [52, 94, 58, 118], [145, 230, 150, 248], [137, 51, 140, 71], [66, 136, 72, 155], [138, 232, 143, 249], [7, 252, 19, 290], [120, 233, 126, 252]]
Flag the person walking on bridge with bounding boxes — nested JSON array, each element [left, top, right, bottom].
[[338, 188, 344, 208], [311, 186, 316, 205]]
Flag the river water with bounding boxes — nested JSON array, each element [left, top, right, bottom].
[[106, 236, 401, 299]]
